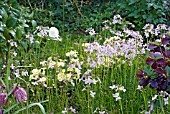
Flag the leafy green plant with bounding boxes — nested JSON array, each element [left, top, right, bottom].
[[115, 0, 169, 29], [0, 0, 29, 66]]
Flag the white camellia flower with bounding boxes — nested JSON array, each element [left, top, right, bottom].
[[49, 27, 61, 41]]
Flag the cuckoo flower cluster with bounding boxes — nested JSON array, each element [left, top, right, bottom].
[[0, 84, 27, 113], [82, 35, 145, 69], [109, 84, 126, 101], [136, 33, 170, 93], [145, 91, 170, 114], [143, 24, 170, 38]]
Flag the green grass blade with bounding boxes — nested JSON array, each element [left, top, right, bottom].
[[3, 102, 20, 114], [13, 100, 48, 114]]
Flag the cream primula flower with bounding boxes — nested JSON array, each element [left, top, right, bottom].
[[29, 68, 41, 81], [70, 58, 79, 63], [82, 43, 90, 47], [66, 73, 72, 80], [57, 72, 66, 81], [40, 61, 47, 66], [66, 50, 78, 57], [57, 61, 65, 67], [32, 68, 41, 76], [38, 77, 47, 82]]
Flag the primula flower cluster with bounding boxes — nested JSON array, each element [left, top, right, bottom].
[[30, 50, 82, 86], [29, 57, 56, 86], [57, 50, 82, 86]]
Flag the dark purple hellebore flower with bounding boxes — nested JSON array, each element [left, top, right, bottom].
[[0, 93, 8, 106]]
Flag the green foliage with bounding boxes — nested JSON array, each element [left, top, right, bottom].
[[115, 0, 170, 29], [0, 0, 29, 65], [17, 0, 170, 34]]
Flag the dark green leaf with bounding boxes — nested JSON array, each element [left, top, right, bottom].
[[16, 28, 22, 39], [0, 8, 8, 22], [31, 20, 37, 27], [3, 28, 11, 40], [6, 17, 17, 28]]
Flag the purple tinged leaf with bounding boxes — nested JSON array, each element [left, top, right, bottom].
[[139, 78, 149, 87], [154, 46, 165, 53], [149, 52, 154, 56], [136, 70, 144, 78], [151, 62, 157, 69], [148, 43, 157, 50], [160, 81, 168, 90], [153, 52, 162, 58], [149, 80, 158, 88], [164, 50, 170, 58], [146, 57, 155, 65], [154, 68, 164, 74], [162, 38, 170, 45], [156, 58, 166, 67], [167, 61, 170, 67]]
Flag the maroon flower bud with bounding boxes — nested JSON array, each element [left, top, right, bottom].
[[0, 93, 8, 106], [13, 87, 27, 102], [0, 84, 5, 91], [10, 84, 17, 94], [0, 108, 3, 114]]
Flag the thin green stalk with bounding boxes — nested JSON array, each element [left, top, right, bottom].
[[87, 87, 90, 114], [142, 90, 148, 110], [6, 58, 11, 91], [119, 99, 123, 114], [158, 95, 165, 114]]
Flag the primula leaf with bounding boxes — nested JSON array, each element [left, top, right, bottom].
[[153, 100, 160, 110]]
